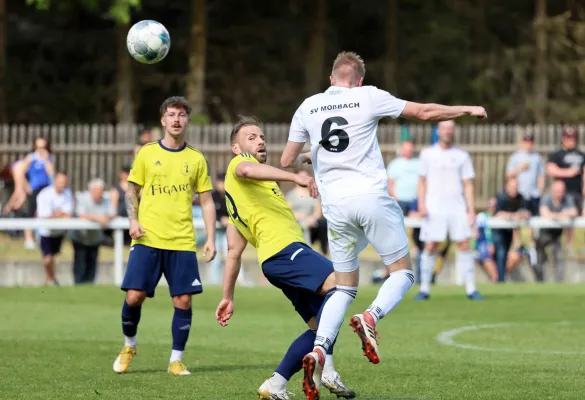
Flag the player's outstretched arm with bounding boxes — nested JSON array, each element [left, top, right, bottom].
[[199, 191, 217, 262], [216, 224, 247, 327], [400, 102, 487, 122], [236, 161, 318, 198]]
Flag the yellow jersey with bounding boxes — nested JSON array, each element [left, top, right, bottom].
[[128, 141, 212, 251], [225, 154, 305, 265]]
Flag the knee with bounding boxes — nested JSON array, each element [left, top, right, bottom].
[[172, 294, 192, 309], [424, 242, 438, 253], [387, 254, 412, 273], [126, 290, 147, 306], [317, 273, 337, 295], [307, 317, 318, 331], [457, 241, 470, 252]]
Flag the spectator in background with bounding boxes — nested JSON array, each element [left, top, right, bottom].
[[133, 127, 154, 156], [546, 127, 585, 248], [71, 178, 117, 285], [491, 178, 531, 283], [473, 196, 499, 283], [211, 173, 229, 284], [285, 169, 327, 253], [110, 165, 131, 245], [387, 140, 419, 216], [9, 136, 56, 249], [536, 180, 577, 282], [36, 171, 73, 286]]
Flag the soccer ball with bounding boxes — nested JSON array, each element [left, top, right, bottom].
[[126, 20, 171, 64]]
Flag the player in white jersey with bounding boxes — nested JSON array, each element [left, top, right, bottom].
[[415, 120, 483, 301], [280, 51, 487, 400]]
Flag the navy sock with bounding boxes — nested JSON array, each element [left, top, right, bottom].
[[121, 300, 141, 338], [275, 329, 316, 380], [172, 307, 193, 351]]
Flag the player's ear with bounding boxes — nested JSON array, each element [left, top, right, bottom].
[[231, 142, 240, 155], [329, 76, 334, 86], [358, 76, 364, 86]]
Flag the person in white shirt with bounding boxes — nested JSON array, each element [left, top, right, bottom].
[[36, 171, 74, 286], [279, 51, 487, 399], [387, 140, 420, 215], [416, 120, 483, 301]]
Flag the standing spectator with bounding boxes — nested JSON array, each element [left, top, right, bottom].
[[71, 178, 117, 285], [416, 120, 481, 300], [546, 127, 585, 248], [133, 127, 154, 156], [387, 140, 420, 216], [506, 133, 545, 216], [10, 136, 56, 249], [536, 180, 577, 282], [491, 178, 531, 283], [110, 165, 131, 244], [36, 171, 73, 286], [211, 173, 229, 284]]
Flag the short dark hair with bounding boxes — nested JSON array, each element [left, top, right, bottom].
[[230, 115, 260, 144], [55, 170, 67, 177], [121, 165, 131, 174], [160, 96, 192, 117]]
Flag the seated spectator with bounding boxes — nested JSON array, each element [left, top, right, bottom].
[[285, 170, 327, 253], [72, 178, 117, 285], [36, 171, 73, 286], [386, 140, 419, 216], [535, 180, 577, 282], [491, 178, 531, 283]]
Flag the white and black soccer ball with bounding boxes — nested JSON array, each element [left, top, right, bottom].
[[126, 20, 171, 64]]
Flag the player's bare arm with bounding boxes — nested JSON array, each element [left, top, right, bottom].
[[463, 178, 476, 227], [400, 102, 487, 122], [198, 190, 217, 263], [126, 181, 145, 240], [236, 161, 318, 198], [281, 142, 311, 168], [417, 176, 427, 216], [216, 224, 247, 327]]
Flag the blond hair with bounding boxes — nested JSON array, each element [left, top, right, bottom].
[[331, 51, 366, 85]]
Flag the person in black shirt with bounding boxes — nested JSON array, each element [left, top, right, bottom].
[[546, 127, 585, 248], [491, 178, 531, 283]]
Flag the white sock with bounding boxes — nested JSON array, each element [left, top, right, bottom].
[[270, 372, 288, 389], [457, 251, 476, 295], [314, 286, 357, 352], [420, 251, 436, 294], [367, 269, 414, 323], [124, 335, 136, 348], [170, 350, 183, 363], [323, 354, 335, 376]]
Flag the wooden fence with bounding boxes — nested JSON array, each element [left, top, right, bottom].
[[1, 123, 584, 205]]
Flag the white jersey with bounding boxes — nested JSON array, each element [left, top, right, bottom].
[[419, 144, 475, 215], [288, 85, 406, 206]]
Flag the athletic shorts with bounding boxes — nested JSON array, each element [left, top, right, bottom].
[[262, 242, 332, 323], [322, 193, 409, 273], [420, 211, 472, 243], [40, 235, 64, 256], [475, 240, 491, 262], [121, 244, 202, 298]]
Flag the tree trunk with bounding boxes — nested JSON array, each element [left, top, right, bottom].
[[534, 0, 548, 124], [305, 0, 326, 96], [115, 23, 134, 124], [186, 0, 206, 116], [383, 0, 398, 93], [0, 0, 6, 123]]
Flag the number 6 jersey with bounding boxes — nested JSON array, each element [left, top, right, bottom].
[[288, 86, 406, 206], [224, 153, 305, 265]]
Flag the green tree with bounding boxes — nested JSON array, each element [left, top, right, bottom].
[[186, 0, 208, 123], [0, 0, 6, 123]]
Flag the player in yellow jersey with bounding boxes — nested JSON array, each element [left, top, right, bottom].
[[215, 116, 355, 400], [112, 96, 217, 376]]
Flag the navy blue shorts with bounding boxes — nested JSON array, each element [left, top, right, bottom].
[[40, 235, 64, 256], [262, 242, 333, 323], [121, 244, 202, 298], [475, 240, 491, 262]]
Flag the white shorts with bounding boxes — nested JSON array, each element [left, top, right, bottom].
[[420, 212, 472, 243], [322, 193, 409, 273]]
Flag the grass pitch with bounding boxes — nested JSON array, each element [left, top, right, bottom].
[[0, 284, 583, 399]]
